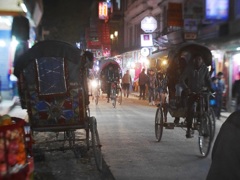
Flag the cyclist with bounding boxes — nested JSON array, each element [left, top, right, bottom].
[[155, 70, 168, 121], [106, 65, 120, 103], [179, 53, 212, 138]]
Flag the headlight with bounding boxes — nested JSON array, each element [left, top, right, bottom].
[[91, 80, 98, 88]]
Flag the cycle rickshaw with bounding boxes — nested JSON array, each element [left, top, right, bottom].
[[98, 59, 122, 108], [13, 40, 103, 170], [154, 43, 216, 157]]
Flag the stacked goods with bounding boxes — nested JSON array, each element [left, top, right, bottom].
[[0, 115, 33, 180]]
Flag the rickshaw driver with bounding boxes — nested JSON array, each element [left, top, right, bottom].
[[106, 65, 120, 103], [179, 53, 212, 138]]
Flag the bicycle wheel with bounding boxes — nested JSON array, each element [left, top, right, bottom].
[[209, 107, 216, 141], [118, 88, 122, 105], [155, 106, 164, 142], [111, 89, 116, 108], [198, 113, 212, 157], [90, 116, 103, 171]]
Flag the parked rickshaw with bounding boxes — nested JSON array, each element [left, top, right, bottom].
[[98, 59, 122, 107], [13, 40, 103, 170], [154, 42, 216, 157]]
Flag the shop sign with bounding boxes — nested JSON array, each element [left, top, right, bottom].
[[98, 2, 108, 20], [184, 32, 197, 40], [141, 16, 157, 33], [140, 34, 153, 47], [184, 19, 198, 32], [141, 48, 150, 57]]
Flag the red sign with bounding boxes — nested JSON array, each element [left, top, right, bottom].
[[167, 3, 183, 27], [98, 2, 108, 20], [99, 23, 111, 45], [87, 41, 101, 49]]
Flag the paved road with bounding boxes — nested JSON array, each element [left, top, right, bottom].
[[0, 96, 230, 180], [89, 94, 228, 180]]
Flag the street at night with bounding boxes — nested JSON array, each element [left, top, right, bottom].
[[7, 94, 229, 180]]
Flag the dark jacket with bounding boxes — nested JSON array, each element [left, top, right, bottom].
[[139, 72, 149, 86], [179, 64, 212, 92], [206, 111, 240, 180]]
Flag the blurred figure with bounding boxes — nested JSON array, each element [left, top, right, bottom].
[[106, 65, 120, 103], [210, 77, 219, 116], [207, 111, 240, 180], [138, 68, 149, 100], [122, 70, 132, 98], [179, 54, 212, 138], [155, 71, 168, 121], [232, 72, 240, 111], [148, 69, 156, 105], [216, 72, 225, 119]]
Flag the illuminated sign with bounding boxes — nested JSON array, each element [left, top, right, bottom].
[[205, 0, 229, 20], [140, 34, 153, 47], [98, 2, 108, 20], [141, 16, 157, 33]]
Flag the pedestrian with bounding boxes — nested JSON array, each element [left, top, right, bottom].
[[122, 70, 132, 98], [206, 111, 240, 180], [232, 72, 240, 111], [216, 72, 225, 119], [155, 70, 168, 105], [138, 68, 148, 100], [148, 69, 156, 105]]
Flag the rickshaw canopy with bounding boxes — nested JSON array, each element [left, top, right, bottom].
[[168, 42, 213, 66], [98, 59, 120, 73], [14, 40, 85, 78]]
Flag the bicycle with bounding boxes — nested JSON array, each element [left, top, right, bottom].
[[187, 91, 213, 157], [155, 90, 214, 157], [110, 81, 122, 108]]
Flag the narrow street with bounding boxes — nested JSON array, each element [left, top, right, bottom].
[[89, 94, 226, 180], [6, 94, 228, 180]]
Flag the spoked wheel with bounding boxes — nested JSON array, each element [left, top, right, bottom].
[[209, 107, 216, 140], [111, 89, 117, 108], [90, 116, 103, 171], [118, 88, 122, 105], [155, 106, 164, 142], [198, 113, 212, 157]]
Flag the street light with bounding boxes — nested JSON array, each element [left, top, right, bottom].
[[110, 31, 118, 40], [110, 30, 119, 55]]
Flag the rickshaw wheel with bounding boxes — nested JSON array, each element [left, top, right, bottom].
[[90, 116, 103, 171], [198, 113, 212, 157], [155, 106, 164, 142], [118, 88, 122, 105], [209, 107, 216, 141]]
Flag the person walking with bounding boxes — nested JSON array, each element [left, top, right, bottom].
[[122, 70, 132, 98], [216, 72, 225, 119], [148, 69, 156, 105], [138, 68, 148, 100]]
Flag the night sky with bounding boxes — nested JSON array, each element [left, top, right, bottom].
[[41, 0, 95, 45]]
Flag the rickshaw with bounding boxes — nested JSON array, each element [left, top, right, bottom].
[[98, 59, 122, 108], [154, 42, 216, 157], [13, 40, 103, 170]]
